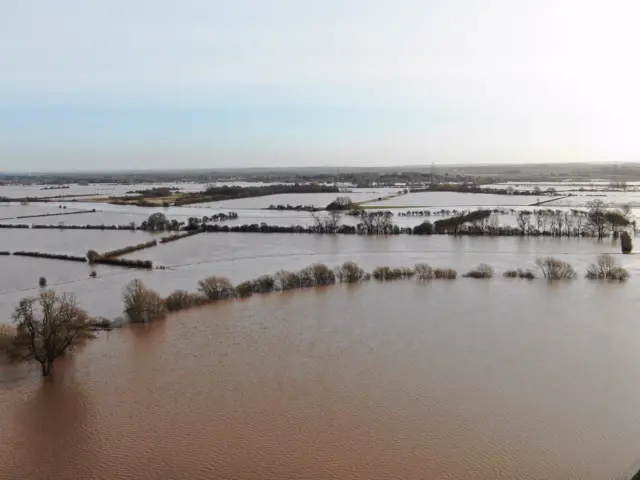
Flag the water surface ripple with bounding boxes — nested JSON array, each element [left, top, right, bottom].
[[2, 281, 640, 479]]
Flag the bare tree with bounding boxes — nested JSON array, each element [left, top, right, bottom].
[[562, 211, 573, 236], [8, 291, 94, 376], [587, 199, 608, 239], [532, 209, 544, 235], [311, 211, 342, 233], [571, 210, 584, 237], [534, 256, 577, 280], [555, 210, 565, 237], [585, 254, 629, 281], [488, 213, 500, 235], [516, 211, 530, 235], [357, 211, 394, 234], [540, 210, 550, 235], [123, 280, 167, 323], [334, 262, 368, 283], [197, 276, 236, 301]]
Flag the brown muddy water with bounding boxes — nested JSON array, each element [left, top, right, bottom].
[[2, 280, 640, 479]]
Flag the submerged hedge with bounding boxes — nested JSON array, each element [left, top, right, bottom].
[[99, 240, 158, 259], [12, 251, 87, 262], [160, 231, 201, 244], [93, 257, 153, 269]]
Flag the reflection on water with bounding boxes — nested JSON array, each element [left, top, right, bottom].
[[2, 281, 640, 479]]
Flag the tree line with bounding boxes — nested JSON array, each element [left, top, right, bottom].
[[173, 183, 340, 206]]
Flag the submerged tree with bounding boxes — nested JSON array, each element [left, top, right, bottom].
[[311, 211, 342, 233], [326, 196, 353, 211], [123, 280, 166, 323], [8, 291, 94, 376], [140, 212, 171, 232], [197, 276, 236, 301], [534, 256, 577, 280], [585, 254, 629, 281], [586, 199, 609, 239]]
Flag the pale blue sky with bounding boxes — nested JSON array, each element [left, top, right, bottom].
[[1, 0, 640, 171]]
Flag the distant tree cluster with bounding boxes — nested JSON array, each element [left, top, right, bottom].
[[514, 200, 631, 238], [268, 204, 321, 212], [326, 196, 354, 211]]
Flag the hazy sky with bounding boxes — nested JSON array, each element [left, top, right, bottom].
[[2, 0, 640, 171]]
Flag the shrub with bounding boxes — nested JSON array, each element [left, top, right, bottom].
[[503, 268, 536, 279], [308, 263, 336, 285], [414, 263, 434, 280], [608, 266, 630, 281], [251, 274, 275, 293], [275, 270, 302, 290], [463, 263, 494, 279], [621, 231, 633, 254], [38, 277, 47, 288], [434, 268, 457, 279], [372, 266, 394, 280], [123, 280, 166, 323], [372, 266, 414, 281], [535, 256, 577, 280], [235, 281, 254, 298], [297, 267, 316, 288], [165, 290, 207, 311], [334, 261, 368, 283], [519, 269, 536, 280], [198, 276, 236, 301], [397, 267, 415, 278], [585, 254, 629, 281]]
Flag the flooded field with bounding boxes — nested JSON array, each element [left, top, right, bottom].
[[189, 189, 401, 209], [1, 183, 640, 480], [0, 232, 635, 322], [0, 228, 156, 255], [0, 203, 90, 220], [2, 280, 640, 479], [0, 255, 120, 294], [361, 191, 541, 207], [550, 191, 640, 207], [0, 182, 210, 199]]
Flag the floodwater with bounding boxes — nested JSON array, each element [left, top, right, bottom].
[[2, 280, 640, 479], [0, 182, 210, 199], [362, 191, 541, 207], [192, 190, 400, 209], [0, 233, 636, 322], [0, 228, 158, 256]]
